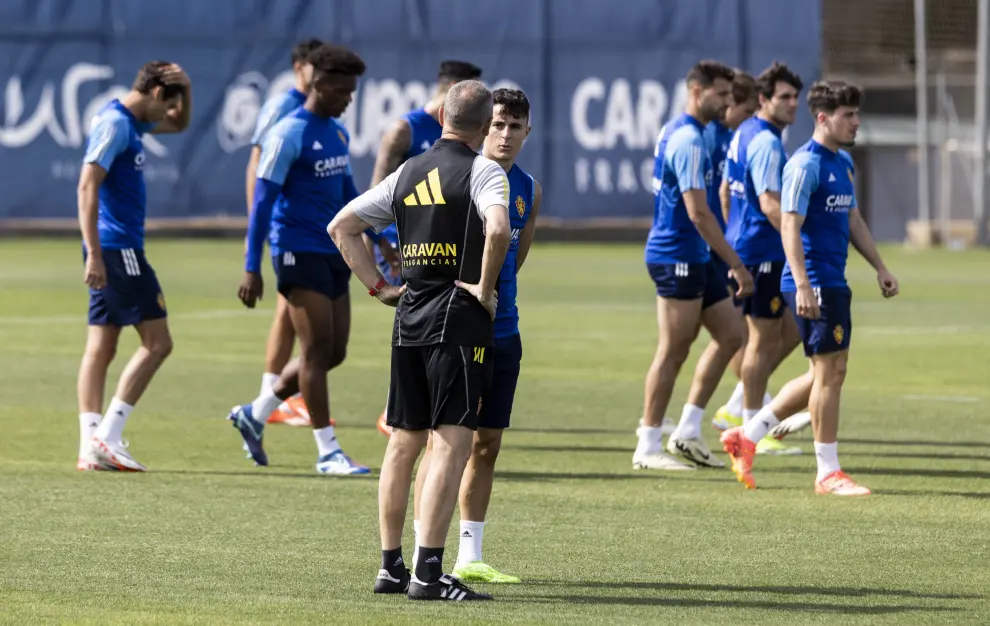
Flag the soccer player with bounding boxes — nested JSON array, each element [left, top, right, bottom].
[[76, 62, 192, 471], [715, 63, 807, 455], [330, 80, 508, 602], [229, 44, 373, 475], [408, 88, 538, 584], [721, 80, 899, 495], [368, 59, 483, 434], [634, 60, 754, 472]]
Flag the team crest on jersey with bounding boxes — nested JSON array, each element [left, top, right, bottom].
[[337, 129, 348, 146], [833, 324, 844, 344], [157, 292, 167, 313], [847, 168, 854, 184], [515, 195, 526, 218], [770, 296, 782, 315]]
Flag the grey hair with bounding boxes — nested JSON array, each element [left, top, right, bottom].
[[443, 80, 493, 132]]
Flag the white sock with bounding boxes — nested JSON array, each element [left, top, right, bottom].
[[93, 397, 132, 445], [251, 389, 282, 424], [744, 408, 780, 444], [313, 426, 341, 457], [727, 382, 745, 415], [260, 372, 279, 395], [742, 409, 759, 425], [412, 520, 421, 566], [457, 520, 486, 566], [673, 404, 704, 440], [814, 441, 840, 481], [763, 391, 773, 407], [79, 412, 101, 456], [635, 425, 664, 456]]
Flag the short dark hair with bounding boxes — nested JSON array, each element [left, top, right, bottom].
[[492, 88, 530, 121], [291, 38, 324, 64], [444, 80, 492, 132], [132, 61, 183, 100], [807, 80, 863, 116], [307, 44, 366, 77], [438, 60, 482, 84], [757, 62, 804, 100], [686, 60, 735, 88], [731, 70, 758, 104]]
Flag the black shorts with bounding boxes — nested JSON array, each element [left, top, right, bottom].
[[386, 344, 492, 431], [478, 333, 523, 430], [86, 248, 167, 327], [783, 287, 852, 357], [272, 251, 351, 301], [741, 261, 787, 319], [647, 260, 729, 310]]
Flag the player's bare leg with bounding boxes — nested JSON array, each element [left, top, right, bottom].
[[286, 290, 366, 475], [634, 296, 700, 471], [415, 424, 473, 583], [667, 298, 742, 467], [263, 295, 312, 426], [91, 318, 173, 472], [76, 325, 121, 469], [411, 434, 432, 565], [741, 317, 781, 420], [808, 350, 866, 494]]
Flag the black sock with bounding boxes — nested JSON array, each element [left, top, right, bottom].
[[381, 548, 405, 576], [415, 547, 445, 584]]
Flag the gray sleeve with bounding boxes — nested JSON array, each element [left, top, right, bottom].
[[470, 157, 510, 223], [349, 163, 404, 232]]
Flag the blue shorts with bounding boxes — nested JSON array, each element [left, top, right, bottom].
[[273, 251, 351, 301], [783, 287, 852, 356], [741, 261, 787, 319], [86, 248, 167, 327], [478, 333, 523, 430], [648, 260, 729, 310]]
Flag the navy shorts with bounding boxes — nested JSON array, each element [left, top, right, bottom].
[[478, 333, 523, 430], [741, 261, 787, 319], [86, 248, 167, 327], [648, 261, 729, 310], [273, 251, 351, 301], [783, 287, 852, 357]]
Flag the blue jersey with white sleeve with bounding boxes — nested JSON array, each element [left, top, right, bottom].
[[645, 113, 712, 265], [704, 120, 733, 231], [250, 88, 306, 146], [725, 117, 787, 265], [82, 99, 156, 250], [245, 108, 364, 272], [780, 140, 857, 291], [493, 164, 536, 339]]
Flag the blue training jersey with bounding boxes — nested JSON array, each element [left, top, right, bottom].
[[704, 120, 733, 232], [780, 139, 857, 291], [645, 113, 713, 265], [494, 164, 536, 339], [82, 99, 156, 250], [250, 88, 306, 147], [245, 108, 359, 272], [725, 117, 787, 265]]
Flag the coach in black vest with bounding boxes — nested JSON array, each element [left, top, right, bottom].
[[329, 80, 510, 601]]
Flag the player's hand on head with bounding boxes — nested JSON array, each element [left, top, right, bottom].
[[162, 64, 190, 87], [796, 285, 821, 320], [454, 280, 497, 320], [375, 284, 406, 308], [238, 271, 263, 308], [877, 269, 899, 298], [84, 256, 107, 290], [730, 264, 754, 298]]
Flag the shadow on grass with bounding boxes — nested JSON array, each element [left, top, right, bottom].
[[841, 450, 990, 462], [764, 466, 990, 480], [843, 438, 990, 449]]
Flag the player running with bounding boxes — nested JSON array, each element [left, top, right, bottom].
[[715, 63, 808, 455], [369, 59, 483, 435], [721, 80, 899, 495], [634, 61, 754, 472], [229, 44, 373, 475], [76, 62, 192, 471], [407, 89, 538, 584]]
